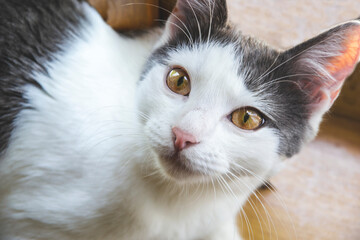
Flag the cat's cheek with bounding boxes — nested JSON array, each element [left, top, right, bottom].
[[250, 128, 282, 172], [225, 126, 281, 175]]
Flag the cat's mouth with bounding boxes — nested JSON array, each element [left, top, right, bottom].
[[155, 152, 214, 180], [157, 153, 203, 180], [156, 150, 224, 181]]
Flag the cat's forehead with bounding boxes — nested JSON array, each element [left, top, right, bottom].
[[147, 42, 273, 119], [167, 43, 239, 81]]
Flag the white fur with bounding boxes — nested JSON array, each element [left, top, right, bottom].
[[0, 3, 282, 240]]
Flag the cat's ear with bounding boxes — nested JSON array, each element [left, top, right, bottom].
[[163, 0, 228, 41], [283, 20, 360, 129]]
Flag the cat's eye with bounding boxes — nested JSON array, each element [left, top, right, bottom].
[[231, 107, 265, 130], [166, 68, 191, 96]]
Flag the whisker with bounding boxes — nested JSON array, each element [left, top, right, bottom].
[[154, 19, 193, 44], [256, 73, 314, 92], [227, 171, 279, 240], [250, 34, 334, 86], [253, 52, 282, 85], [207, 0, 215, 46], [230, 162, 297, 240], [224, 172, 267, 240], [217, 175, 254, 240]]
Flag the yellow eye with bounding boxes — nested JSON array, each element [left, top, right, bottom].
[[166, 68, 191, 96], [231, 107, 265, 130]]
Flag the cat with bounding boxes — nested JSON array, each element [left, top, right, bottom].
[[0, 0, 359, 239]]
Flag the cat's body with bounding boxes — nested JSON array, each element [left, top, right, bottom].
[[0, 0, 359, 240], [0, 1, 247, 239]]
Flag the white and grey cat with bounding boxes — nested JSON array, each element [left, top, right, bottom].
[[0, 0, 359, 239]]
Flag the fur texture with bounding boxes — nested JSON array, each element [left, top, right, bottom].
[[0, 0, 359, 239]]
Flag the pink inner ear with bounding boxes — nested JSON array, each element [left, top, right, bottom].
[[325, 25, 360, 103]]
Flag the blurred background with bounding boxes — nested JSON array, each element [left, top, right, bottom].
[[88, 1, 360, 239]]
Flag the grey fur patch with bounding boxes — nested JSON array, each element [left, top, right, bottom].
[[236, 39, 310, 157], [0, 0, 88, 155]]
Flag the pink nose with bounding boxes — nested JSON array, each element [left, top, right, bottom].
[[172, 127, 198, 151]]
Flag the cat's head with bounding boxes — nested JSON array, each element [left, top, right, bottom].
[[137, 0, 360, 183]]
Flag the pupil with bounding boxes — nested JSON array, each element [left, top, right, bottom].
[[243, 113, 250, 123], [177, 76, 184, 86]]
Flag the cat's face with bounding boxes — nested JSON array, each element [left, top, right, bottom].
[[137, 0, 360, 183], [137, 43, 281, 181]]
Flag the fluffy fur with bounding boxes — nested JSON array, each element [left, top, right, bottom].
[[0, 0, 359, 239]]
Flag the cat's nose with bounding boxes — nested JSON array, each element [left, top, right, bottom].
[[172, 127, 198, 151]]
